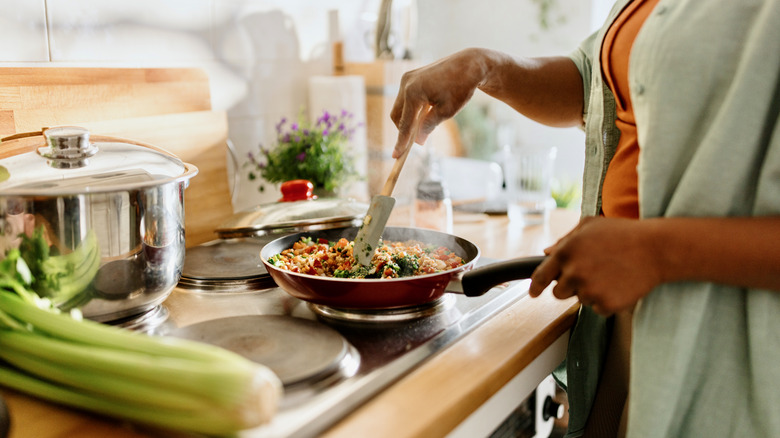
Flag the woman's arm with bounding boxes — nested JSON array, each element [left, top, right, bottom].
[[390, 48, 584, 157], [528, 216, 780, 315], [651, 216, 780, 291]]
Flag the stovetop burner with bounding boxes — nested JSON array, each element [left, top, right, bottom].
[[168, 315, 358, 390], [156, 244, 530, 438], [182, 238, 268, 278], [308, 295, 456, 323], [177, 275, 277, 292], [178, 239, 276, 291]]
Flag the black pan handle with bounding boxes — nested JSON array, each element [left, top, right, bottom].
[[460, 255, 547, 297]]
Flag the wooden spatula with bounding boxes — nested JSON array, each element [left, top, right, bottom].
[[353, 105, 430, 266]]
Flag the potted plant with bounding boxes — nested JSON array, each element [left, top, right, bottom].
[[247, 110, 362, 197]]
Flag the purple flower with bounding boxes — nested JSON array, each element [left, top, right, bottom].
[[275, 118, 287, 134], [317, 111, 330, 125], [296, 152, 306, 162], [291, 122, 299, 131], [322, 129, 329, 137]]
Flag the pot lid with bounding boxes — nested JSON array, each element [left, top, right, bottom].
[[0, 126, 196, 195], [216, 197, 369, 239]]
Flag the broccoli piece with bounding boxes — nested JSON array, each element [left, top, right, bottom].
[[333, 269, 350, 278], [392, 254, 420, 277], [350, 266, 371, 278]]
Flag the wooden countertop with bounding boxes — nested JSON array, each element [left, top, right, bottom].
[[0, 209, 581, 438]]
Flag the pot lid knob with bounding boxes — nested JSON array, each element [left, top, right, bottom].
[[38, 126, 98, 169]]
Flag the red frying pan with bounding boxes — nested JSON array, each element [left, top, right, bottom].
[[260, 226, 545, 309]]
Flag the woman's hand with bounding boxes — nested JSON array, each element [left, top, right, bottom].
[[528, 216, 664, 315], [390, 49, 488, 158], [390, 49, 585, 158], [528, 215, 780, 315]]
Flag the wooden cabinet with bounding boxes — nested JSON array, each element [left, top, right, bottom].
[[0, 67, 232, 248]]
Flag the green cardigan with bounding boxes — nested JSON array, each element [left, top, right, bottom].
[[559, 0, 780, 436]]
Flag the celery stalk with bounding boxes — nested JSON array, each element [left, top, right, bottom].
[[0, 249, 283, 434], [0, 272, 39, 307], [0, 292, 238, 363], [0, 366, 264, 435], [0, 330, 255, 406], [0, 350, 216, 412], [0, 308, 26, 331]]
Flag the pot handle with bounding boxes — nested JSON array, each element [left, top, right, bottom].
[[460, 255, 547, 297]]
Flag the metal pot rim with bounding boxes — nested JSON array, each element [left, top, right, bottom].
[[0, 128, 198, 196], [0, 163, 199, 196]]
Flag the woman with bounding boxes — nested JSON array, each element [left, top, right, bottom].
[[390, 1, 780, 437]]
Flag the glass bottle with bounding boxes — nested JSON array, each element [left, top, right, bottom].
[[413, 151, 453, 233]]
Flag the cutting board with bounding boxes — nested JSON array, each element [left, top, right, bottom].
[[0, 67, 212, 135], [0, 67, 232, 247]]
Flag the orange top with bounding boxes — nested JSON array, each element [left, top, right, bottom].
[[599, 0, 660, 218]]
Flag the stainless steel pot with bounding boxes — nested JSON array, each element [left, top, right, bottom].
[[0, 127, 198, 322]]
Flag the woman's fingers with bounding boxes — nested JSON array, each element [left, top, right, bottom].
[[550, 271, 579, 301], [528, 255, 561, 297], [391, 102, 437, 158], [390, 51, 485, 158]]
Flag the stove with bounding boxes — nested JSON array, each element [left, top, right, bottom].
[[138, 239, 531, 438]]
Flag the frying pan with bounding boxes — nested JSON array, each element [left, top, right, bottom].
[[260, 226, 545, 309]]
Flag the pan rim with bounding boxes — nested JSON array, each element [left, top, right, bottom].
[[260, 226, 480, 283]]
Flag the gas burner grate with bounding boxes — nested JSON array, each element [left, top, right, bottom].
[[308, 294, 457, 323]]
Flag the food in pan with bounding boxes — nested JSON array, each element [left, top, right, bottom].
[[267, 236, 465, 279]]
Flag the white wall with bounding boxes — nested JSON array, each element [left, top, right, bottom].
[[415, 0, 600, 197], [0, 0, 603, 211]]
